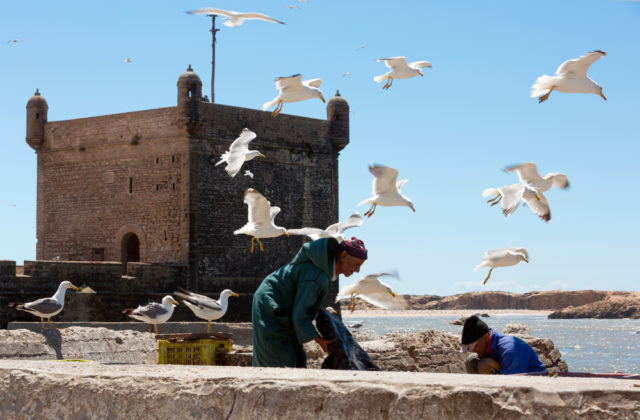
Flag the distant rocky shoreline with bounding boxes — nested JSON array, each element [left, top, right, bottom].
[[342, 290, 640, 319]]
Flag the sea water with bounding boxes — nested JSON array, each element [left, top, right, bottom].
[[342, 314, 640, 374]]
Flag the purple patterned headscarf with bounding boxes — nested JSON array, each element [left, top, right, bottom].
[[338, 237, 367, 260]]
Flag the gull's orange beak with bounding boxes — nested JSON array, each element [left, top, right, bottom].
[[232, 293, 239, 297], [600, 92, 607, 101], [389, 290, 396, 297], [320, 95, 326, 103]]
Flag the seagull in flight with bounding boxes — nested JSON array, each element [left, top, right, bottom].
[[215, 128, 264, 177], [124, 58, 133, 63], [358, 164, 415, 217], [186, 8, 285, 27], [531, 50, 607, 103], [336, 273, 407, 312], [263, 74, 325, 117], [374, 56, 432, 90], [474, 248, 529, 285], [234, 188, 289, 253], [288, 212, 363, 242]]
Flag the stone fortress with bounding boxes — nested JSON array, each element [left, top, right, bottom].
[[1, 65, 350, 326]]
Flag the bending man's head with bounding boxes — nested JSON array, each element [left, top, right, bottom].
[[335, 237, 367, 277], [460, 315, 491, 357]]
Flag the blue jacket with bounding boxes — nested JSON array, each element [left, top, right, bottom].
[[487, 329, 547, 375]]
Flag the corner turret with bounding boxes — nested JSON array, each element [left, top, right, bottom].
[[177, 65, 202, 129], [326, 90, 349, 151], [26, 89, 48, 150]]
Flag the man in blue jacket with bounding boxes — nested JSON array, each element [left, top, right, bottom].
[[460, 315, 547, 375], [252, 237, 367, 368]]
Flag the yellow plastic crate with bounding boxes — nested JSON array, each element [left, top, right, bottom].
[[158, 338, 233, 365]]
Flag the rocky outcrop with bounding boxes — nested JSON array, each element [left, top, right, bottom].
[[548, 295, 640, 319], [1, 361, 638, 420]]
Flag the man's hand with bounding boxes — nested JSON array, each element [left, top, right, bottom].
[[314, 336, 331, 353]]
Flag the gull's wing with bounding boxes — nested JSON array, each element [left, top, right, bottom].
[[522, 188, 551, 222], [358, 290, 408, 310], [369, 164, 399, 196], [237, 12, 285, 24], [325, 212, 363, 235], [377, 57, 409, 71], [287, 227, 325, 239], [276, 74, 304, 92], [408, 60, 432, 69], [228, 128, 257, 153], [175, 289, 222, 311], [485, 247, 527, 261], [549, 173, 570, 189], [497, 183, 526, 217], [504, 162, 543, 185], [24, 298, 62, 315], [244, 189, 271, 225], [556, 50, 606, 79], [135, 302, 169, 318], [269, 206, 281, 224], [396, 179, 408, 192], [187, 8, 235, 18], [302, 78, 322, 88]]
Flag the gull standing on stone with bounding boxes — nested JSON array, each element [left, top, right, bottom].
[[186, 8, 285, 27], [174, 288, 239, 333], [262, 74, 325, 117], [123, 295, 179, 334], [216, 128, 264, 177], [234, 188, 289, 253], [358, 164, 415, 217], [374, 56, 432, 90], [336, 273, 407, 312], [288, 212, 363, 242], [531, 50, 607, 103], [10, 280, 79, 329], [484, 162, 569, 222], [474, 248, 529, 285]]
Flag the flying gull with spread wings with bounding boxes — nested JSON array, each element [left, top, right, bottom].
[[531, 50, 607, 103], [288, 212, 363, 242], [374, 56, 432, 90], [234, 188, 289, 253], [474, 248, 529, 285], [336, 273, 407, 312], [186, 8, 285, 27], [358, 164, 415, 217], [216, 128, 264, 177], [263, 74, 325, 117]]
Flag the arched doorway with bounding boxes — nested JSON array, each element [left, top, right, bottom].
[[121, 233, 140, 274]]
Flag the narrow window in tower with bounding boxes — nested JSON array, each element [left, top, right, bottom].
[[172, 155, 175, 163], [172, 183, 175, 191], [36, 113, 39, 119], [156, 184, 159, 191], [156, 157, 159, 164], [164, 230, 167, 241], [129, 177, 133, 193]]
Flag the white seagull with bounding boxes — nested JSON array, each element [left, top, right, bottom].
[[215, 128, 264, 177], [174, 288, 239, 333], [288, 212, 363, 242], [234, 188, 289, 253], [262, 74, 325, 117], [10, 281, 79, 329], [374, 56, 432, 90], [336, 273, 407, 312], [474, 247, 529, 285], [358, 164, 415, 217], [483, 162, 569, 222], [531, 50, 607, 103], [244, 170, 254, 179], [123, 295, 179, 334], [186, 8, 285, 27]]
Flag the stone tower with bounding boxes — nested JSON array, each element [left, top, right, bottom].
[[177, 65, 202, 129], [26, 89, 48, 150], [326, 90, 349, 150]]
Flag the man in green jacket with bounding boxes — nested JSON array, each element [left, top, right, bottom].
[[252, 237, 367, 367]]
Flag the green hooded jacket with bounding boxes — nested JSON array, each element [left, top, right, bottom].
[[252, 238, 338, 367]]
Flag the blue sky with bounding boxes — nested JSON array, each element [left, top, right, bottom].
[[1, 1, 639, 295]]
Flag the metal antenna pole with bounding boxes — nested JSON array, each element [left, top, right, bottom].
[[210, 15, 220, 103]]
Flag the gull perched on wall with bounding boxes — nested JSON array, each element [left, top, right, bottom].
[[288, 212, 363, 242], [10, 280, 79, 329], [483, 162, 569, 222], [358, 164, 415, 217], [474, 247, 529, 285], [336, 273, 407, 312], [186, 8, 285, 27], [216, 128, 264, 177], [531, 50, 607, 103], [263, 74, 325, 117], [234, 188, 289, 253], [374, 56, 432, 90], [123, 295, 179, 334], [175, 288, 239, 333]]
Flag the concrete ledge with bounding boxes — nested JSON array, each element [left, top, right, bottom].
[[0, 361, 638, 419]]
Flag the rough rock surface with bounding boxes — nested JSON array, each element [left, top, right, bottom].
[[1, 361, 638, 420], [548, 295, 640, 319]]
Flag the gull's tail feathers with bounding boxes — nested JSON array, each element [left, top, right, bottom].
[[262, 99, 278, 111], [482, 187, 499, 198], [473, 261, 489, 272], [373, 74, 387, 83], [530, 75, 555, 98]]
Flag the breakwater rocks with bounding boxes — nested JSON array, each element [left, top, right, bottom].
[[548, 295, 640, 319]]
